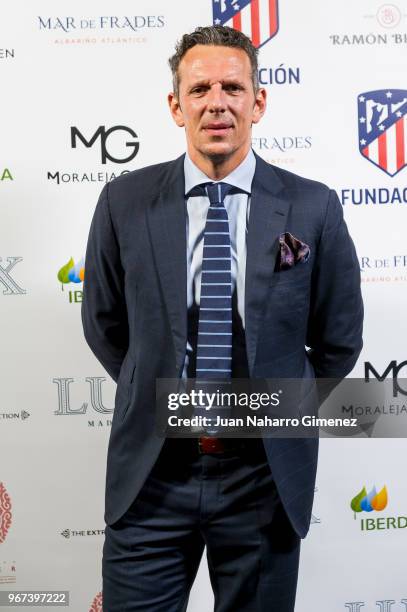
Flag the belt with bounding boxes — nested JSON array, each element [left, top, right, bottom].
[[162, 437, 265, 459], [197, 436, 246, 454]]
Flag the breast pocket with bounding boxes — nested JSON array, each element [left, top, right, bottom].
[[269, 261, 312, 288], [270, 269, 311, 311]]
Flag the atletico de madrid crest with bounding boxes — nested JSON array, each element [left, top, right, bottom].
[[212, 0, 279, 49], [358, 89, 407, 177]]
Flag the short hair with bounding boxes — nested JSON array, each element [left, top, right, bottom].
[[168, 25, 259, 97]]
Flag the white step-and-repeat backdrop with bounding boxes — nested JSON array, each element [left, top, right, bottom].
[[1, 1, 407, 610]]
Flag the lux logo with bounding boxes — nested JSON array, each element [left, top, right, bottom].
[[53, 378, 113, 414], [0, 257, 26, 295], [345, 601, 407, 611]]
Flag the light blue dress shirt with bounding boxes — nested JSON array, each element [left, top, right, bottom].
[[182, 148, 256, 380]]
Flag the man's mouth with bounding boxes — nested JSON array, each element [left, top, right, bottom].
[[203, 122, 233, 135]]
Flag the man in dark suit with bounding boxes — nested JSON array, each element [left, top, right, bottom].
[[82, 25, 363, 612]]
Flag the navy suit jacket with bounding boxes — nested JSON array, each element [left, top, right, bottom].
[[81, 151, 363, 538]]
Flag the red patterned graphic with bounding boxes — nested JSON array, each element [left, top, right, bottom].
[[0, 482, 12, 544], [89, 591, 103, 612]]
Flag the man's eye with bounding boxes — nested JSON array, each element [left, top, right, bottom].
[[224, 84, 242, 92], [191, 87, 207, 94]]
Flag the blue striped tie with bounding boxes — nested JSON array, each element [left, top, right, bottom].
[[195, 182, 234, 434]]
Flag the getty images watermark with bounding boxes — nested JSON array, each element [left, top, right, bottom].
[[153, 378, 407, 438], [165, 387, 357, 431]]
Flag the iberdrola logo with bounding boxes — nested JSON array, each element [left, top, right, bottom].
[[350, 485, 388, 518], [57, 257, 85, 287], [57, 256, 85, 303]]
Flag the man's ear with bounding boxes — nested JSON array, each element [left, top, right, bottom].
[[168, 92, 185, 127], [251, 87, 267, 125]]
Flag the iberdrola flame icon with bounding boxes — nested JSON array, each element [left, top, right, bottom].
[[371, 485, 388, 511], [350, 485, 388, 519], [68, 257, 85, 283], [57, 257, 85, 289]]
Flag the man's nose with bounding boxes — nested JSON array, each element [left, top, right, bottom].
[[207, 83, 226, 112]]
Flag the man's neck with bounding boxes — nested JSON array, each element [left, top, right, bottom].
[[187, 147, 251, 180]]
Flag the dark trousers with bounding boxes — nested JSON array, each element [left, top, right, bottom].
[[102, 438, 301, 612]]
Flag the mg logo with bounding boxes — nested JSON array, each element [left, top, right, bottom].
[[70, 125, 139, 164], [365, 360, 407, 397]]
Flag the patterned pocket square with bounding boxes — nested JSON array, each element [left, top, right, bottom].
[[277, 232, 310, 271]]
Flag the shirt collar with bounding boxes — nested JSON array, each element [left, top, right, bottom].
[[184, 148, 256, 197]]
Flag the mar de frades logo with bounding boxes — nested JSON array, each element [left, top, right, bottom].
[[212, 0, 279, 48], [358, 89, 407, 176]]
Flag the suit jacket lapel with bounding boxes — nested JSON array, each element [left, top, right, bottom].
[[146, 155, 187, 376], [245, 154, 292, 374]]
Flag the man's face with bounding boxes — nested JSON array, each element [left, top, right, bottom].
[[168, 44, 266, 166]]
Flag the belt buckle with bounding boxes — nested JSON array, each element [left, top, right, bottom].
[[198, 436, 224, 454]]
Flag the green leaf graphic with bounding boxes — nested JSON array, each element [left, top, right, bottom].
[[57, 257, 74, 284], [350, 486, 367, 514]]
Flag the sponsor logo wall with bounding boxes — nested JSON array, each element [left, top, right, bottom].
[[1, 0, 406, 610]]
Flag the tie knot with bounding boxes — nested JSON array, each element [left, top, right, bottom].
[[205, 182, 234, 206], [186, 181, 242, 204]]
